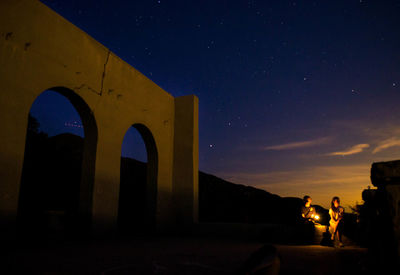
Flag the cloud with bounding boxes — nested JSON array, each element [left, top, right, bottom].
[[327, 144, 370, 156], [263, 137, 331, 151], [373, 137, 400, 154], [326, 120, 400, 155]]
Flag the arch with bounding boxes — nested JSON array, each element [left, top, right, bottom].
[[1, 0, 198, 236], [118, 123, 158, 234], [17, 87, 98, 236]]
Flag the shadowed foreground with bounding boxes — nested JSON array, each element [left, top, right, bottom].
[[277, 245, 369, 275], [3, 237, 370, 274]]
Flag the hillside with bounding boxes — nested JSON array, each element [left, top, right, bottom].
[[199, 171, 329, 225], [19, 131, 330, 228]]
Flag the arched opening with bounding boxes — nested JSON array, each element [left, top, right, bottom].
[[118, 124, 158, 235], [17, 87, 97, 239]]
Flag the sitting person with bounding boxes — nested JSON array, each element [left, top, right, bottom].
[[329, 196, 345, 247], [301, 195, 316, 220]]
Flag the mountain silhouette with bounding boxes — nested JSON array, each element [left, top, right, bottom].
[[18, 129, 332, 237], [200, 171, 329, 224]]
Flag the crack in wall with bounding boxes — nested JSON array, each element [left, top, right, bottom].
[[100, 50, 111, 96], [74, 84, 100, 95]]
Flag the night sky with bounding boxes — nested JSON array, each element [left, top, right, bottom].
[[33, 0, 400, 210]]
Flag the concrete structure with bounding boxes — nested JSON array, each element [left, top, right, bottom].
[[369, 161, 400, 268], [0, 0, 198, 234]]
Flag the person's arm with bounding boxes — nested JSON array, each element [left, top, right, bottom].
[[301, 206, 306, 218], [329, 209, 339, 223], [337, 207, 344, 221]]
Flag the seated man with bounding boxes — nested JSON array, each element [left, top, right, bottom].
[[301, 195, 316, 220]]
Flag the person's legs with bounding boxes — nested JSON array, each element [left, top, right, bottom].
[[337, 223, 344, 247], [330, 224, 336, 241]]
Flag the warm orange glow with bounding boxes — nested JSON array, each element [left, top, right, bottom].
[[229, 164, 370, 211], [314, 215, 320, 220]]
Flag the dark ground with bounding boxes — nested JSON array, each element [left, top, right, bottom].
[[3, 236, 371, 275], [277, 245, 369, 275]]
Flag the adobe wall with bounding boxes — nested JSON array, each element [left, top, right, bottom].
[[0, 0, 198, 234]]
